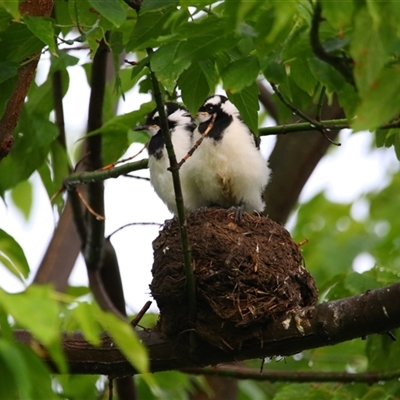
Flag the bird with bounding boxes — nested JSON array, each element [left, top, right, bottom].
[[183, 94, 271, 217], [135, 102, 195, 214]]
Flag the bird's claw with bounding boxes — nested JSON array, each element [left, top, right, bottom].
[[227, 204, 244, 224]]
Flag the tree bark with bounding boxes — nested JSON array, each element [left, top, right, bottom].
[[0, 0, 54, 161], [14, 281, 400, 376]]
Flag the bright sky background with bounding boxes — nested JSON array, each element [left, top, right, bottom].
[[1, 55, 399, 314]]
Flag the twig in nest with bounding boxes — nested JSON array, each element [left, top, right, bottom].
[[76, 189, 105, 220], [297, 238, 309, 247], [130, 301, 152, 327], [100, 145, 147, 171], [175, 113, 217, 169]]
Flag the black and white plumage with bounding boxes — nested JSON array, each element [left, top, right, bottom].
[[183, 94, 271, 213], [135, 103, 195, 214]]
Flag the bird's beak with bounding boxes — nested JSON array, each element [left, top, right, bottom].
[[134, 124, 148, 131], [196, 111, 211, 123], [134, 124, 160, 137]]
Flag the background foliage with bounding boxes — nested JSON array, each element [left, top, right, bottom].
[[1, 0, 400, 398]]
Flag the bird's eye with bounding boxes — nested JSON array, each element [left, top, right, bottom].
[[205, 104, 215, 113]]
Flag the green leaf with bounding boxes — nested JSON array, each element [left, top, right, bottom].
[[0, 0, 19, 20], [0, 75, 17, 120], [227, 82, 260, 134], [320, 0, 354, 30], [0, 229, 30, 280], [221, 55, 260, 93], [289, 58, 318, 96], [352, 66, 400, 131], [0, 286, 67, 373], [307, 57, 347, 93], [68, 0, 99, 28], [178, 62, 210, 115], [17, 344, 58, 400], [71, 302, 102, 346], [0, 111, 59, 193], [141, 0, 179, 13], [0, 22, 44, 62], [88, 0, 127, 27], [96, 308, 149, 373], [37, 141, 69, 212], [0, 60, 18, 84], [130, 56, 149, 84], [350, 9, 386, 95], [366, 329, 400, 371], [50, 51, 79, 72], [23, 15, 57, 55], [101, 124, 130, 165], [198, 58, 218, 90], [394, 132, 400, 161], [88, 101, 154, 137], [0, 340, 33, 400], [55, 375, 100, 400], [150, 42, 191, 92], [10, 179, 33, 221], [176, 34, 236, 64], [274, 383, 333, 400], [127, 7, 175, 51]]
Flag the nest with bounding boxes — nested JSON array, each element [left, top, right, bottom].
[[150, 208, 318, 350]]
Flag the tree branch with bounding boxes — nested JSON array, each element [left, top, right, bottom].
[[65, 159, 148, 187], [147, 49, 197, 343], [183, 365, 400, 384], [0, 0, 54, 161], [14, 281, 400, 376], [310, 1, 355, 87]]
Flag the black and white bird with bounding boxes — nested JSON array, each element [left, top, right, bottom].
[[183, 94, 271, 215], [135, 102, 195, 214]]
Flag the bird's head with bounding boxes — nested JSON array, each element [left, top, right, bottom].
[[135, 103, 193, 136], [196, 95, 239, 123]]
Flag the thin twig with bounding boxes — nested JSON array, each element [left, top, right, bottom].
[[176, 112, 216, 169], [130, 301, 152, 327], [147, 48, 197, 348], [270, 82, 341, 146], [107, 222, 162, 239], [76, 189, 105, 221], [123, 174, 150, 181], [100, 145, 147, 171], [65, 158, 148, 187]]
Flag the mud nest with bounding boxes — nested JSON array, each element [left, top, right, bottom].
[[150, 208, 318, 350]]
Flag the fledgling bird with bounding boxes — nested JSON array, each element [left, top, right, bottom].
[[135, 103, 195, 214], [183, 94, 271, 216]]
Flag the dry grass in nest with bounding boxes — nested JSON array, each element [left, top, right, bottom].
[[150, 208, 318, 350]]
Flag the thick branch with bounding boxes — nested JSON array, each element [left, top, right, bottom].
[[14, 281, 400, 376]]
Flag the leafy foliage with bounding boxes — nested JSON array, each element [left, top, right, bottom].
[[0, 0, 400, 398]]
